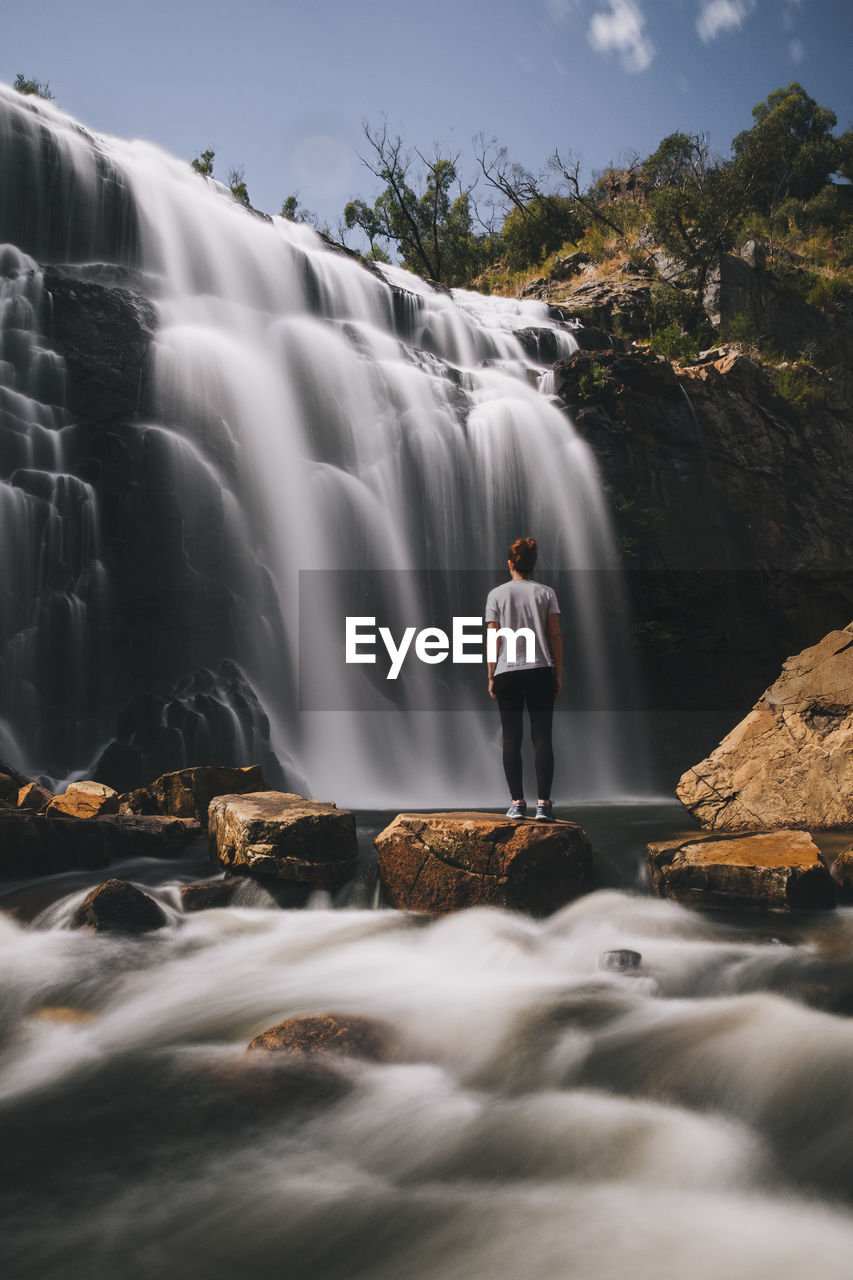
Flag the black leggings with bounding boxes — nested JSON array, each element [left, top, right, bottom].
[[493, 666, 556, 801]]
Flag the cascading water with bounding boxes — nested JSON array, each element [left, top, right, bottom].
[[0, 84, 640, 803]]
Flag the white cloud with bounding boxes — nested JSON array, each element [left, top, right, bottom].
[[696, 0, 756, 43], [789, 36, 805, 63], [588, 0, 655, 73]]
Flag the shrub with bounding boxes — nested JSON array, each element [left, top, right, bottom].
[[648, 322, 699, 364]]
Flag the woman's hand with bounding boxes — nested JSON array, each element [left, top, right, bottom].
[[488, 676, 497, 701], [554, 669, 563, 698]]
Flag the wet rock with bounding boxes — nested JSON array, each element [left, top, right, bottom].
[[71, 878, 168, 933], [180, 878, 240, 912], [122, 764, 266, 830], [0, 772, 18, 804], [599, 949, 642, 971], [209, 792, 358, 889], [829, 844, 853, 897], [17, 782, 54, 813], [0, 810, 201, 879], [375, 811, 593, 916], [247, 1013, 396, 1062], [647, 829, 835, 911], [677, 624, 853, 830], [47, 781, 119, 819]]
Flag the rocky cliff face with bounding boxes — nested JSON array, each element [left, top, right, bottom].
[[549, 329, 853, 783]]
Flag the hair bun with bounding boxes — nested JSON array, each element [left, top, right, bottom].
[[508, 536, 538, 575]]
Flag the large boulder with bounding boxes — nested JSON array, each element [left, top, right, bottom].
[[247, 1013, 396, 1062], [122, 764, 267, 830], [71, 878, 167, 933], [677, 624, 853, 830], [47, 781, 119, 819], [375, 811, 593, 916], [208, 792, 358, 890], [17, 781, 54, 813], [647, 829, 835, 911]]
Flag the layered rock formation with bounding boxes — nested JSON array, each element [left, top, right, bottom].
[[677, 625, 853, 830], [209, 792, 359, 891], [375, 811, 593, 915], [647, 830, 835, 911]]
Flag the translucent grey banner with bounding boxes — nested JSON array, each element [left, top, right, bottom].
[[298, 569, 851, 712]]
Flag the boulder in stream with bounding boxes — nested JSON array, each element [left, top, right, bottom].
[[647, 829, 835, 911], [122, 764, 267, 829], [677, 624, 853, 831], [375, 811, 593, 916], [47, 781, 119, 819], [247, 1013, 396, 1062], [208, 792, 358, 889], [71, 878, 167, 933]]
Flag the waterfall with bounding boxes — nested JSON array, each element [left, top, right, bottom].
[[0, 84, 642, 804]]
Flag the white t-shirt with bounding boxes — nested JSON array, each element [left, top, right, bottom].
[[484, 579, 560, 677]]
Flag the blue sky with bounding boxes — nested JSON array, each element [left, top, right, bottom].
[[2, 0, 851, 230]]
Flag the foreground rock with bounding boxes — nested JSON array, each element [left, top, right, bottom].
[[0, 811, 201, 878], [677, 624, 853, 830], [17, 781, 54, 813], [247, 1013, 396, 1062], [375, 812, 593, 916], [71, 878, 167, 933], [647, 830, 835, 911], [47, 781, 119, 819], [122, 765, 266, 829], [180, 878, 240, 912], [209, 792, 358, 890]]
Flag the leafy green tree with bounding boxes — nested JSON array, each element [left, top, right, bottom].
[[13, 74, 53, 99], [731, 83, 840, 220], [191, 149, 215, 177], [500, 195, 582, 270], [643, 132, 741, 299], [347, 121, 484, 286], [838, 128, 853, 185], [226, 165, 250, 207]]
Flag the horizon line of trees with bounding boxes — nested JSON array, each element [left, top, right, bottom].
[[12, 73, 852, 296]]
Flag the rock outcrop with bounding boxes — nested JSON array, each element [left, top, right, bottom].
[[180, 878, 240, 912], [47, 781, 119, 819], [677, 625, 853, 830], [247, 1013, 396, 1062], [375, 811, 593, 916], [122, 765, 266, 829], [71, 878, 168, 933], [209, 792, 359, 890], [0, 810, 201, 878], [647, 829, 835, 911]]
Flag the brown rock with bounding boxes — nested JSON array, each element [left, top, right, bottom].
[[17, 781, 54, 813], [47, 781, 119, 819], [647, 829, 835, 911], [71, 878, 168, 933], [0, 773, 18, 804], [677, 625, 853, 831], [0, 810, 201, 879], [180, 878, 239, 912], [375, 811, 593, 916], [122, 765, 267, 830], [829, 844, 853, 896], [247, 1013, 396, 1062], [208, 792, 358, 889]]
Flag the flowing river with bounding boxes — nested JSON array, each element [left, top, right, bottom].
[[3, 86, 853, 1280]]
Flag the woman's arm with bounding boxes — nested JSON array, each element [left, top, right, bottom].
[[487, 620, 498, 700], [547, 613, 563, 696]]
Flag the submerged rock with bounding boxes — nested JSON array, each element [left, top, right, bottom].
[[47, 781, 119, 819], [375, 811, 593, 916], [647, 829, 835, 911], [599, 949, 643, 971], [71, 878, 167, 933], [122, 764, 266, 830], [677, 624, 853, 830], [180, 878, 240, 912], [247, 1013, 396, 1062], [208, 791, 358, 889]]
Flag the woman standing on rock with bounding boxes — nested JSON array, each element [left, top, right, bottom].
[[486, 537, 562, 822]]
